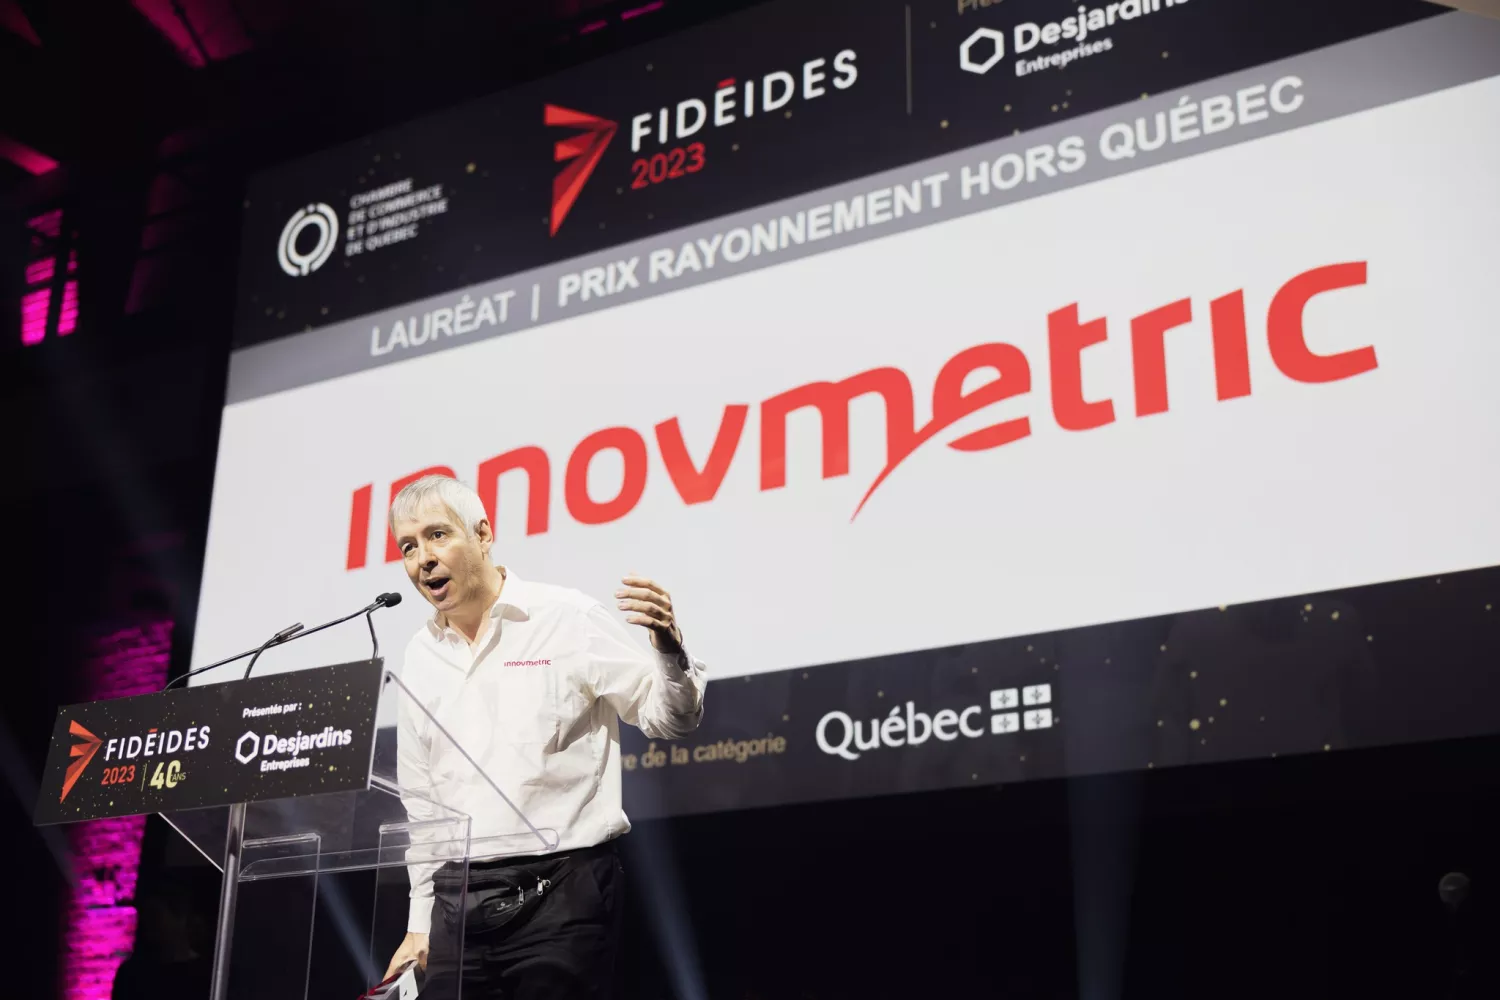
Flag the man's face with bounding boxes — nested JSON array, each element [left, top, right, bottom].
[[392, 498, 494, 616]]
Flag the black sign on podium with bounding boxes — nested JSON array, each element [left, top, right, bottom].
[[32, 654, 553, 1000], [34, 660, 384, 825]]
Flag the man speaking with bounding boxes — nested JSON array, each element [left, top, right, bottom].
[[380, 475, 706, 997]]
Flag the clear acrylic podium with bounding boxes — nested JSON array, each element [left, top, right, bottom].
[[161, 666, 558, 1000]]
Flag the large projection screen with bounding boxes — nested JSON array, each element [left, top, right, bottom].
[[196, 0, 1500, 817]]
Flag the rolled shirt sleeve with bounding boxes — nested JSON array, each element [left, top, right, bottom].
[[582, 603, 706, 740]]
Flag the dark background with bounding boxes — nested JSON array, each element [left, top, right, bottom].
[[2, 1, 1495, 998]]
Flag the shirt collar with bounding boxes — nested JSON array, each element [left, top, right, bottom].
[[425, 565, 532, 639]]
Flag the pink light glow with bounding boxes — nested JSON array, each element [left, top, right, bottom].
[[59, 280, 79, 335], [21, 287, 49, 345], [61, 621, 173, 1000], [26, 258, 54, 285], [621, 1, 665, 20], [129, 0, 252, 67], [0, 133, 58, 175], [23, 212, 79, 345], [579, 19, 608, 34], [64, 820, 145, 999], [1, 0, 43, 45], [28, 209, 62, 238]]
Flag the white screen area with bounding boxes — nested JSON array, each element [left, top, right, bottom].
[[194, 77, 1500, 705]]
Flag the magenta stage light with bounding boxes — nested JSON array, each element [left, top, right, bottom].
[[60, 622, 173, 1000]]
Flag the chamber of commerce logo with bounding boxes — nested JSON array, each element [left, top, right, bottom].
[[277, 202, 340, 276], [546, 105, 619, 237], [60, 720, 102, 803]]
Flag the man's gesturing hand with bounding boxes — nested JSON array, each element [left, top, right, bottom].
[[383, 931, 428, 982], [615, 576, 684, 655]]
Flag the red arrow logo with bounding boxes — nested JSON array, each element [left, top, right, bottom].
[[545, 104, 618, 236], [61, 720, 103, 803]]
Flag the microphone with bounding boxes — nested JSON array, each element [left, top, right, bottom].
[[1438, 872, 1472, 998], [366, 593, 402, 659], [161, 594, 404, 690], [1438, 871, 1470, 913]]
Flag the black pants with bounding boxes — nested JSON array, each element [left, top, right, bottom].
[[427, 840, 624, 1000]]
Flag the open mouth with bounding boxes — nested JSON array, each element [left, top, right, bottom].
[[423, 576, 451, 601]]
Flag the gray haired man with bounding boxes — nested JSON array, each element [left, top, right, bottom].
[[382, 475, 706, 998]]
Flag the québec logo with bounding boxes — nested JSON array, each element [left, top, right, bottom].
[[278, 203, 340, 276], [816, 686, 1054, 761], [545, 105, 619, 237], [61, 720, 102, 803]]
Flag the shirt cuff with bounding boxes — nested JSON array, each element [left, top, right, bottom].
[[654, 648, 705, 714], [653, 647, 693, 675], [407, 894, 434, 935]]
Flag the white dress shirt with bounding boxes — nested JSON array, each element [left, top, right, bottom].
[[395, 569, 706, 933]]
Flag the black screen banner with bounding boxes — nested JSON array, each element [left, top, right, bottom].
[[235, 0, 1438, 348], [612, 568, 1500, 820], [34, 660, 383, 826]]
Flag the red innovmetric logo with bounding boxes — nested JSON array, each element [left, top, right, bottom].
[[546, 105, 619, 236], [61, 720, 102, 803], [343, 260, 1378, 570]]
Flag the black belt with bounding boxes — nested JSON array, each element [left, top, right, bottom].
[[433, 839, 617, 933], [437, 837, 616, 879]]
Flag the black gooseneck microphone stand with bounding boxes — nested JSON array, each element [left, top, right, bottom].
[[162, 592, 403, 692]]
